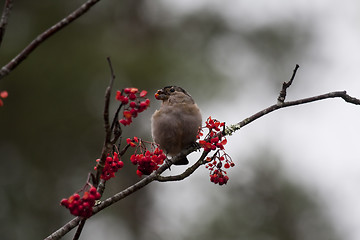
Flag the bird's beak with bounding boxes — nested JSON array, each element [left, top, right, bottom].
[[155, 89, 166, 100]]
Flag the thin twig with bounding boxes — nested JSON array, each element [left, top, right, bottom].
[[0, 0, 101, 80], [278, 64, 300, 103], [104, 57, 116, 142], [106, 57, 116, 92], [110, 102, 123, 131], [0, 0, 13, 48], [95, 57, 117, 185], [72, 219, 86, 240]]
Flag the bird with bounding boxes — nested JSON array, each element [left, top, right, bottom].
[[151, 86, 202, 165]]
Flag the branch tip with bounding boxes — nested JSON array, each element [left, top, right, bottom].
[[277, 64, 300, 103]]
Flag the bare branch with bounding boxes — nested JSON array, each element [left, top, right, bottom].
[[156, 150, 209, 182], [95, 57, 118, 185], [0, 0, 13, 48], [225, 90, 360, 136], [278, 64, 300, 103], [104, 57, 116, 142], [72, 219, 86, 240], [0, 0, 101, 80], [44, 217, 82, 240]]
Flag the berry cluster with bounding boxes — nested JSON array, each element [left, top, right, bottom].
[[94, 152, 124, 181], [199, 117, 227, 152], [0, 90, 8, 107], [60, 186, 101, 218], [130, 148, 166, 177], [210, 169, 229, 185], [205, 152, 234, 185], [116, 88, 150, 126], [126, 136, 139, 147], [198, 117, 234, 185], [127, 137, 167, 177]]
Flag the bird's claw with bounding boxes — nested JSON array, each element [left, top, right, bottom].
[[165, 158, 172, 171]]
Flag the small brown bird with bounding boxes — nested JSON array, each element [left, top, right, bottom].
[[151, 86, 202, 165]]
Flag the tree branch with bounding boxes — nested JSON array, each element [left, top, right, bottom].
[[44, 217, 82, 240], [0, 0, 101, 80], [155, 150, 209, 182], [225, 90, 360, 136], [94, 57, 118, 185], [72, 219, 86, 240], [0, 0, 13, 48]]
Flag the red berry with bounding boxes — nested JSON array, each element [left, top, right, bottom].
[[139, 90, 147, 97], [130, 101, 137, 108], [136, 170, 143, 177], [118, 161, 124, 168], [89, 187, 97, 196], [0, 91, 8, 98], [119, 119, 128, 126], [72, 194, 80, 201], [95, 192, 101, 200], [129, 93, 136, 100], [130, 108, 138, 117], [60, 199, 69, 206], [120, 96, 129, 104]]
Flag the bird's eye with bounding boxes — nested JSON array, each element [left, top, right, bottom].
[[170, 88, 175, 92]]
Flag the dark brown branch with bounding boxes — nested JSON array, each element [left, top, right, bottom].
[[104, 57, 116, 142], [110, 102, 123, 131], [278, 64, 300, 103], [156, 150, 209, 182], [0, 0, 13, 48], [0, 0, 101, 80], [72, 219, 86, 240], [225, 90, 360, 136], [95, 57, 117, 186], [44, 217, 82, 240]]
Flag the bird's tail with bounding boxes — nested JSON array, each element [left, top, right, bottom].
[[173, 156, 189, 165]]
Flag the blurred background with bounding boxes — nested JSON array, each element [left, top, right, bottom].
[[1, 0, 360, 239]]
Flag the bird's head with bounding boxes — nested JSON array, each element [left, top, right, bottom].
[[155, 86, 194, 104]]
